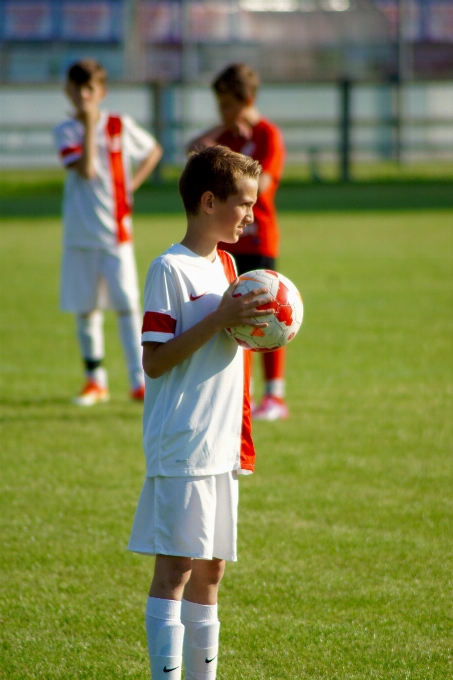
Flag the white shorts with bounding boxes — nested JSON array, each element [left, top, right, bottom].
[[60, 244, 140, 313], [128, 472, 239, 562]]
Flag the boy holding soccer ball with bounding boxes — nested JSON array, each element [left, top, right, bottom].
[[128, 146, 272, 679], [188, 63, 288, 420], [53, 60, 162, 405]]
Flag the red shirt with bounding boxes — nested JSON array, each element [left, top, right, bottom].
[[217, 118, 285, 258]]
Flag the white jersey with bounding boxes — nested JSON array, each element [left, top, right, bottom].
[[141, 244, 255, 478], [53, 111, 156, 250]]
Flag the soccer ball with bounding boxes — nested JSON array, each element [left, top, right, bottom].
[[225, 269, 303, 352]]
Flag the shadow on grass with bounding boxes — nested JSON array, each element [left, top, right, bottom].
[[1, 396, 143, 421], [1, 180, 453, 218]]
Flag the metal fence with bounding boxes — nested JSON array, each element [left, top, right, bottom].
[[1, 81, 452, 173]]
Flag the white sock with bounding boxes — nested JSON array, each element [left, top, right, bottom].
[[265, 379, 285, 398], [88, 366, 108, 389], [118, 310, 143, 390], [181, 599, 220, 680], [145, 597, 184, 680], [76, 311, 104, 361]]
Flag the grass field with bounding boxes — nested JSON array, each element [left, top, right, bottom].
[[1, 193, 452, 677]]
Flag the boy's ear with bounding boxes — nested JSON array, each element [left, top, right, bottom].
[[200, 191, 215, 214]]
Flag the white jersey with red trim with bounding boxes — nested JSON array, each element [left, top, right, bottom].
[[53, 111, 156, 249], [141, 243, 255, 477]]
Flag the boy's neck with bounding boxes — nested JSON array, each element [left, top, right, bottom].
[[180, 225, 218, 262]]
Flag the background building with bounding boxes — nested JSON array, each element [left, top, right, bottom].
[[0, 0, 452, 83]]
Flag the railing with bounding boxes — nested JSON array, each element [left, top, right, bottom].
[[1, 82, 452, 175]]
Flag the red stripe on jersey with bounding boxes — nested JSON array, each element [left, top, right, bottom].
[[217, 249, 237, 283], [240, 350, 256, 472], [60, 145, 83, 158], [142, 311, 176, 335], [218, 248, 255, 471], [106, 116, 132, 244]]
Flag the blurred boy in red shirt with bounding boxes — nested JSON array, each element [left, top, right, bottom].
[[188, 63, 288, 420]]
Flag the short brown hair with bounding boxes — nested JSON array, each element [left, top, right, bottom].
[[212, 63, 260, 103], [179, 146, 261, 216], [66, 59, 107, 86]]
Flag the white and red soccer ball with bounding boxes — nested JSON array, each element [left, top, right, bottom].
[[225, 269, 303, 352]]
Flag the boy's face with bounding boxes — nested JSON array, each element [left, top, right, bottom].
[[65, 77, 106, 116], [211, 176, 258, 244], [216, 92, 249, 129]]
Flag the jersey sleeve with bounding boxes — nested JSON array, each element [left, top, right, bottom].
[[142, 259, 179, 344], [122, 114, 157, 163], [53, 122, 83, 166]]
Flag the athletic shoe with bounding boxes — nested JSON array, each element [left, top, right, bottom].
[[72, 380, 110, 406], [130, 384, 145, 401], [252, 395, 289, 421]]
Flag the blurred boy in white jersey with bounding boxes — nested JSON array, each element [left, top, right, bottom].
[[128, 146, 272, 679], [53, 59, 162, 405]]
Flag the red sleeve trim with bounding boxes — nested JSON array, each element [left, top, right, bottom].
[[142, 311, 176, 334], [60, 145, 83, 158]]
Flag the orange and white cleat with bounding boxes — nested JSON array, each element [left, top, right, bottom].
[[252, 395, 289, 421], [72, 380, 110, 406], [130, 384, 145, 401]]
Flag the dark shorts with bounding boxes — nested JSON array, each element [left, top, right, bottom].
[[233, 254, 276, 276]]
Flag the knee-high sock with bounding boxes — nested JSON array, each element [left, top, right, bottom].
[[76, 312, 107, 386], [181, 599, 220, 680], [145, 597, 184, 680], [263, 347, 286, 397], [76, 311, 104, 360], [117, 310, 143, 389]]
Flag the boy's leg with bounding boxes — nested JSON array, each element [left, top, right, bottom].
[[73, 311, 109, 405], [98, 246, 144, 396], [146, 555, 191, 680], [181, 559, 225, 680], [253, 346, 289, 420], [117, 309, 144, 395]]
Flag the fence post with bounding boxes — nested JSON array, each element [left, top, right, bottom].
[[150, 81, 164, 184], [391, 76, 403, 164], [339, 79, 351, 182]]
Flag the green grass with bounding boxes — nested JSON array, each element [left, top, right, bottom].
[[1, 164, 453, 218], [1, 205, 452, 678]]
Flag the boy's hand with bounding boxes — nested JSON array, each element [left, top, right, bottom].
[[215, 278, 273, 329], [143, 280, 273, 379], [229, 120, 253, 140], [77, 100, 99, 125]]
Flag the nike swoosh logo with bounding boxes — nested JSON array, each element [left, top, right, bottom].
[[163, 666, 180, 673], [190, 292, 208, 301], [205, 655, 217, 663]]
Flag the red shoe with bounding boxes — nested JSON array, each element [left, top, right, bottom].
[[253, 395, 289, 421], [72, 380, 109, 406], [130, 384, 145, 401]]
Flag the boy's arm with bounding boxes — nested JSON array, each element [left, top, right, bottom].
[[130, 143, 163, 193], [143, 280, 271, 379], [186, 125, 226, 153], [66, 109, 98, 179]]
